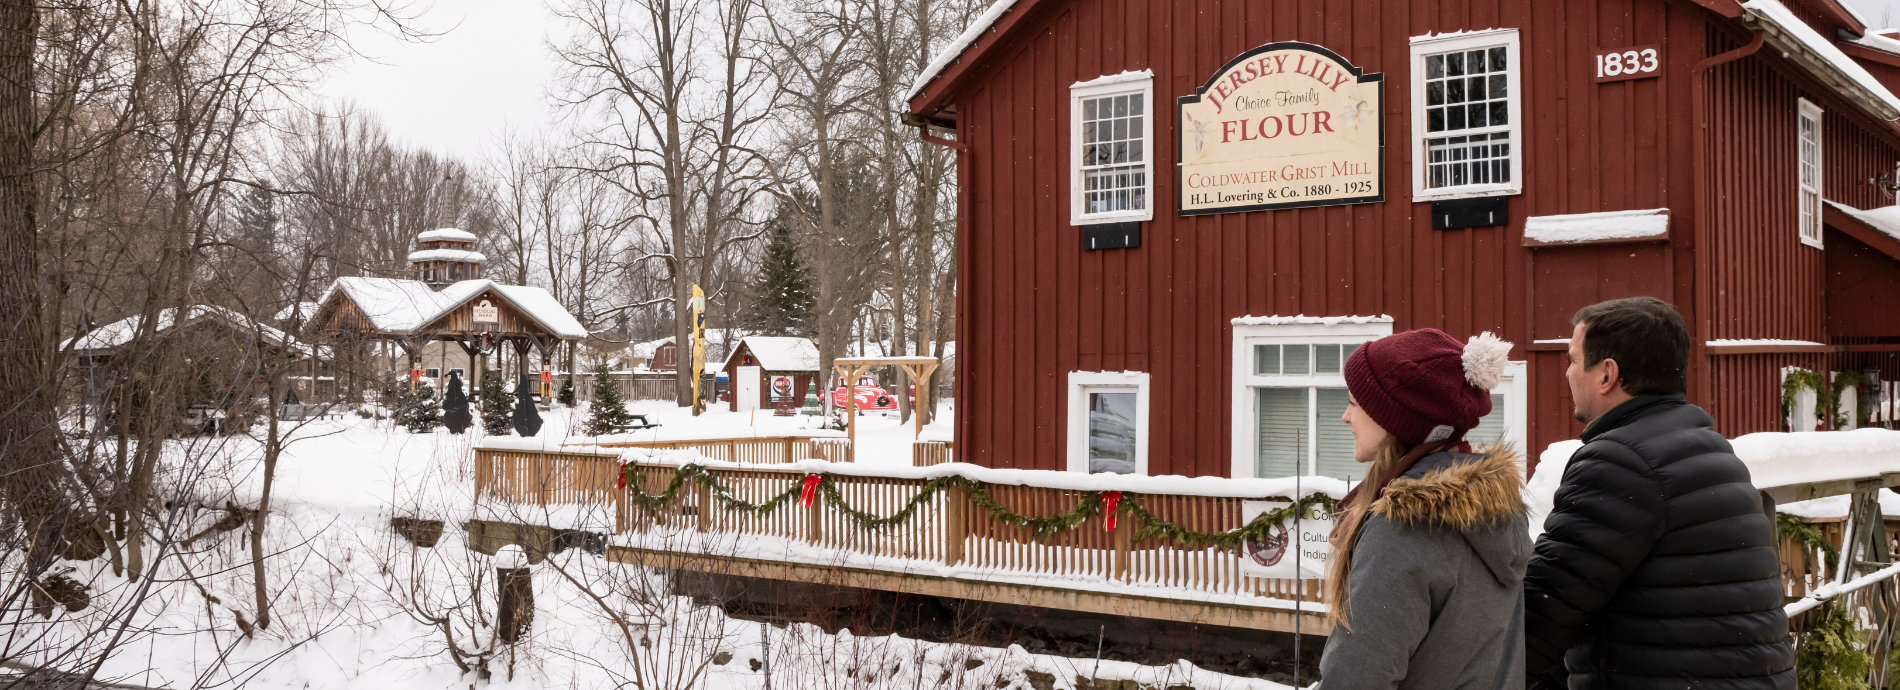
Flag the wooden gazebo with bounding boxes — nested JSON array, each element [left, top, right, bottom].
[[305, 229, 587, 396], [832, 356, 939, 462]]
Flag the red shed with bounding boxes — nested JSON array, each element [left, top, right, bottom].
[[723, 337, 821, 413], [907, 0, 1900, 480]]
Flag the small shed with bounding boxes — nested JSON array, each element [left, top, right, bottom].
[[723, 337, 820, 413]]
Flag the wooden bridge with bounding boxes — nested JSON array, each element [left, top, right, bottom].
[[472, 436, 1900, 646]]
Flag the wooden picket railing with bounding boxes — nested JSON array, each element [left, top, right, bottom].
[[912, 440, 953, 467], [473, 445, 1325, 611], [588, 435, 849, 463]]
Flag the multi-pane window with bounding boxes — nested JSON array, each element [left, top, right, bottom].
[[1250, 343, 1367, 481], [1080, 93, 1147, 214], [1798, 98, 1824, 248], [1424, 47, 1511, 189], [1411, 30, 1522, 199], [1071, 72, 1154, 224]]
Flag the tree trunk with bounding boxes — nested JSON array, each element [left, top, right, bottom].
[[0, 0, 65, 576]]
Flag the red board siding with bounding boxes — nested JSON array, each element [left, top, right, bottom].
[[944, 0, 1900, 475]]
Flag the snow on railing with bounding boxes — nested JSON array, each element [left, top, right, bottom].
[[1785, 560, 1900, 616]]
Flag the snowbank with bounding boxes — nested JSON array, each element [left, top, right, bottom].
[[1733, 428, 1900, 490]]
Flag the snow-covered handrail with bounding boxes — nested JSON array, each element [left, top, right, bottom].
[[1784, 560, 1900, 616]]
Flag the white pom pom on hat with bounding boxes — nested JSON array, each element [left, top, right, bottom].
[[1462, 331, 1512, 390]]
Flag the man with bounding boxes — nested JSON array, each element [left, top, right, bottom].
[[1525, 297, 1792, 690]]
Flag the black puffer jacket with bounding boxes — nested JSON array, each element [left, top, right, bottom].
[[1523, 394, 1793, 690]]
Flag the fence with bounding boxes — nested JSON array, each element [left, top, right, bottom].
[[912, 440, 953, 467], [472, 444, 1327, 625], [590, 435, 849, 463]]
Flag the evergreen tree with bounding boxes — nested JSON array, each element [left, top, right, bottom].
[[480, 369, 512, 435], [236, 185, 277, 248], [512, 375, 543, 437], [395, 380, 441, 434], [556, 375, 576, 407], [585, 364, 635, 436], [747, 208, 815, 336], [442, 371, 472, 434]]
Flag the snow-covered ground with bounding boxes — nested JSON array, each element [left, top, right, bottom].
[[8, 402, 1296, 690]]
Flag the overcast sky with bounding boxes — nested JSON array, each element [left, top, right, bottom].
[[311, 0, 1900, 163], [312, 0, 564, 163]]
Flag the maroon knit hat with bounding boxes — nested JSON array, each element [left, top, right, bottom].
[[1343, 328, 1510, 446]]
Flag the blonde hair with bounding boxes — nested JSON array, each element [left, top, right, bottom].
[[1325, 435, 1410, 631]]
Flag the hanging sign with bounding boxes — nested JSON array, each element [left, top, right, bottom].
[[1236, 499, 1332, 579], [472, 299, 500, 330], [1178, 42, 1384, 215]]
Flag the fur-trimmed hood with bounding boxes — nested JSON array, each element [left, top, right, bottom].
[[1369, 447, 1529, 586]]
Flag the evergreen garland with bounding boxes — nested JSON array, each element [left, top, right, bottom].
[[1794, 601, 1871, 690], [585, 363, 636, 436], [442, 372, 472, 434], [1776, 511, 1840, 574], [616, 462, 1340, 547], [480, 370, 512, 435], [1782, 369, 1868, 431]]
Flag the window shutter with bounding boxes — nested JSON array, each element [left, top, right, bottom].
[[1256, 387, 1309, 478]]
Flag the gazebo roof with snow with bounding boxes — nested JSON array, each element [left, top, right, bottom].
[[304, 229, 587, 350]]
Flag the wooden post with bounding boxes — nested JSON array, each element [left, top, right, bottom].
[[806, 485, 823, 545], [1113, 512, 1134, 581], [943, 486, 967, 566], [696, 478, 713, 532], [784, 438, 794, 464]]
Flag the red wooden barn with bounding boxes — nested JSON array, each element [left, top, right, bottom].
[[906, 0, 1900, 480]]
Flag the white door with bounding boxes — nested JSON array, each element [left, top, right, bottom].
[[736, 366, 762, 411]]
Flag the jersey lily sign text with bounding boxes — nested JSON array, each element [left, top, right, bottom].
[[1178, 42, 1384, 215]]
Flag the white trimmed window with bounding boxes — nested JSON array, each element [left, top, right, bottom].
[[1230, 317, 1526, 481], [1798, 98, 1824, 249], [1070, 71, 1155, 225], [1067, 371, 1150, 474], [1410, 30, 1523, 200]]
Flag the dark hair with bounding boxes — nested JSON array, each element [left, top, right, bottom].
[[1571, 297, 1689, 395]]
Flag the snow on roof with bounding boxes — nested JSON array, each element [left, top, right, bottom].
[[1072, 69, 1153, 89], [728, 336, 820, 371], [64, 305, 307, 354], [1847, 30, 1900, 56], [905, 0, 1021, 103], [319, 277, 588, 338], [417, 228, 478, 242], [274, 301, 320, 322], [407, 248, 487, 263], [1742, 0, 1900, 120], [629, 337, 672, 359], [1230, 314, 1394, 326], [1824, 200, 1900, 243], [1524, 208, 1669, 244]]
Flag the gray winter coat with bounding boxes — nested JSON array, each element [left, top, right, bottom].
[[1318, 448, 1531, 690]]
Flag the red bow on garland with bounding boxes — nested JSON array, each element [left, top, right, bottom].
[[1102, 491, 1123, 531], [615, 462, 629, 490], [800, 474, 823, 508]]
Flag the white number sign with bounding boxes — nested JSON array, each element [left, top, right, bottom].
[[1594, 46, 1661, 83]]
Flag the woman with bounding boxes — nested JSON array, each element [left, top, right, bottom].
[[1316, 328, 1530, 689]]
